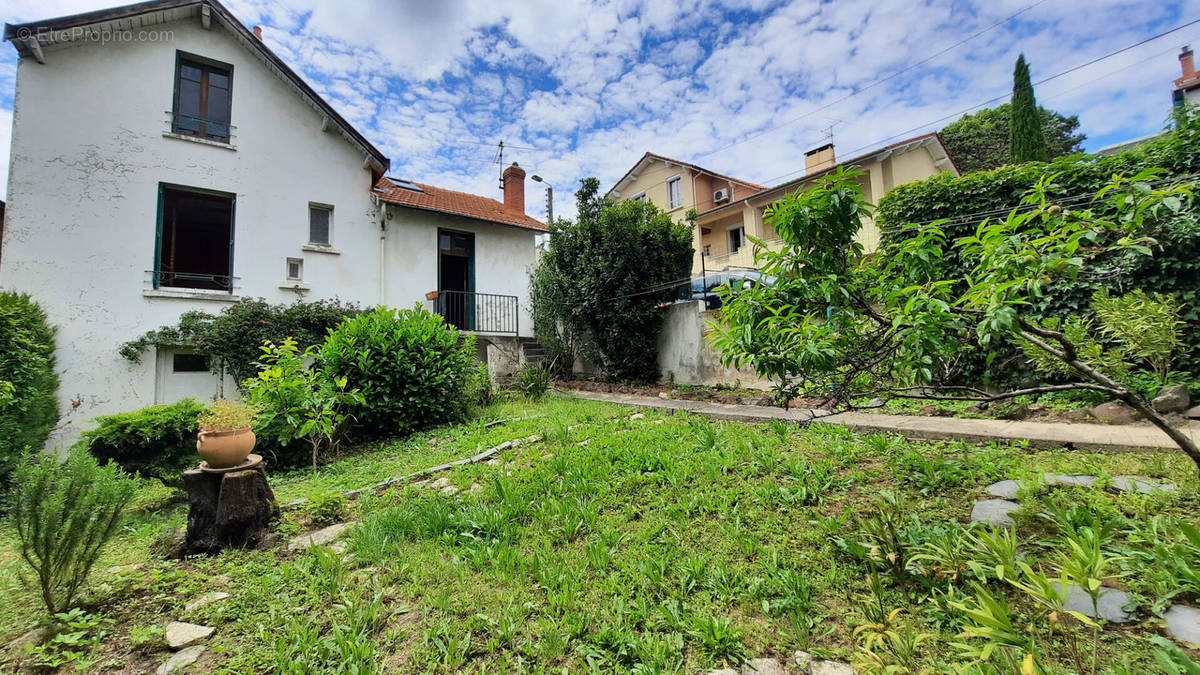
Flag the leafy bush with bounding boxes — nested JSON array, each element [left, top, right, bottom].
[[120, 298, 361, 383], [530, 177, 693, 381], [77, 399, 204, 485], [12, 449, 138, 614], [878, 107, 1200, 384], [305, 491, 349, 527], [243, 339, 362, 471], [0, 292, 60, 486], [320, 306, 478, 438]]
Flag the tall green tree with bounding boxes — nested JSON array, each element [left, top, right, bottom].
[[530, 178, 693, 381], [941, 103, 1085, 173], [1010, 53, 1049, 163]]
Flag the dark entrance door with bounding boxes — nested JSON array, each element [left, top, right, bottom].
[[438, 230, 474, 330]]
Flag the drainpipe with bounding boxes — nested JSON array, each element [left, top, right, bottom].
[[374, 196, 387, 305]]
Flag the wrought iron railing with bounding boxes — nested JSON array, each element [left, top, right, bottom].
[[434, 290, 518, 335], [149, 269, 236, 293], [165, 111, 235, 143]]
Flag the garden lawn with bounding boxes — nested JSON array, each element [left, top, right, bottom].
[[2, 394, 1198, 673]]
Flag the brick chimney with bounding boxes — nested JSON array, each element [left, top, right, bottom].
[[804, 143, 836, 174], [502, 162, 525, 215], [1182, 46, 1196, 79]]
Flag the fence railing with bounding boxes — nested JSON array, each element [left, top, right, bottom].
[[148, 269, 236, 292], [702, 237, 787, 272], [434, 290, 518, 335]]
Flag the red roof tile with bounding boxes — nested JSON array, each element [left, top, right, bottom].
[[373, 177, 548, 231]]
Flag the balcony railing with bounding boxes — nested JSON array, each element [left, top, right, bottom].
[[434, 290, 518, 335], [703, 237, 786, 272], [148, 269, 237, 292]]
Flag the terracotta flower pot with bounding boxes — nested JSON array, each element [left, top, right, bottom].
[[197, 426, 257, 468]]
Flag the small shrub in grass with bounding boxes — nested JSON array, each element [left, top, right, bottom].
[[77, 399, 204, 486], [320, 306, 479, 438], [12, 449, 138, 615], [0, 292, 60, 487], [516, 362, 552, 401], [305, 491, 348, 526]]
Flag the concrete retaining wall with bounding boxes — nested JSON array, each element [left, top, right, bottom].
[[656, 301, 770, 390]]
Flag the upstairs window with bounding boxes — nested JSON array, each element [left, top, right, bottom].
[[173, 55, 232, 142], [309, 204, 332, 245], [156, 185, 235, 291], [631, 191, 647, 203], [667, 176, 682, 209], [728, 225, 746, 253]]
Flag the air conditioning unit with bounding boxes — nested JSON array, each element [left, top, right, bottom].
[[713, 188, 730, 203]]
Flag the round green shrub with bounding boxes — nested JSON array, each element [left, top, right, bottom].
[[77, 398, 204, 486], [0, 292, 60, 485], [320, 306, 478, 438]]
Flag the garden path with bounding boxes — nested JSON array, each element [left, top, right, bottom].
[[565, 391, 1200, 453]]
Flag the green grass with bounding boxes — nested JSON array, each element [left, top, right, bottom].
[[2, 394, 1198, 673]]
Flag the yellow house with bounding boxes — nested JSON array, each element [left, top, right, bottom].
[[608, 133, 958, 276]]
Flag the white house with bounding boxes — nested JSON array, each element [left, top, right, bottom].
[[1, 0, 545, 446]]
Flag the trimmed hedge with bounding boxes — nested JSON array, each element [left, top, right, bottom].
[[320, 306, 479, 438], [0, 292, 60, 485], [77, 398, 205, 486], [877, 110, 1200, 384]]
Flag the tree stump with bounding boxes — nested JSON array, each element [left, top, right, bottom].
[[182, 459, 280, 555]]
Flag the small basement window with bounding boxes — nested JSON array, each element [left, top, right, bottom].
[[286, 257, 303, 281], [172, 353, 208, 372], [309, 204, 332, 245], [156, 185, 235, 291]]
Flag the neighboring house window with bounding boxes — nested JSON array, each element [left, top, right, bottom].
[[172, 353, 208, 373], [156, 185, 235, 291], [667, 176, 682, 209], [703, 245, 711, 256], [173, 55, 232, 142], [631, 191, 647, 203], [728, 225, 745, 253], [309, 204, 332, 245], [286, 257, 303, 281]]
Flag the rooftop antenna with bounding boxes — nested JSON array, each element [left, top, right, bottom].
[[495, 140, 505, 190], [821, 119, 843, 146]]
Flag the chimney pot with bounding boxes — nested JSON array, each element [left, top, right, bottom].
[[804, 143, 836, 174], [502, 162, 526, 215], [252, 25, 263, 39], [1181, 45, 1195, 78]]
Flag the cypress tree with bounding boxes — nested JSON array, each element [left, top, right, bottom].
[[1010, 53, 1049, 163]]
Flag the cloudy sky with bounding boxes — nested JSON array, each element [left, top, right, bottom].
[[2, 0, 1199, 219]]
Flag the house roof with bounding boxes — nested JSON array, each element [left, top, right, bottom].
[[606, 151, 766, 199], [698, 131, 957, 219], [373, 177, 548, 232], [3, 0, 389, 173]]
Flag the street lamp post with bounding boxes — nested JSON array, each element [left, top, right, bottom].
[[530, 174, 553, 224]]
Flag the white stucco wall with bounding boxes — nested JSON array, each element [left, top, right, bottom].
[[656, 301, 770, 390], [0, 17, 536, 446]]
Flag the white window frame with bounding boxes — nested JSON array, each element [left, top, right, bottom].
[[286, 257, 303, 281], [308, 202, 333, 246], [630, 190, 647, 203], [667, 174, 682, 209], [728, 224, 746, 253]]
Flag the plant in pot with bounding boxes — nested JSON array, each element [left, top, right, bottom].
[[196, 399, 260, 468]]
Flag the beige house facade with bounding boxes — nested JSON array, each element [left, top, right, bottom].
[[608, 134, 957, 276]]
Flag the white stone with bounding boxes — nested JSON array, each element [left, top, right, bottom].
[[157, 645, 205, 674], [970, 499, 1020, 528], [793, 651, 814, 670], [1110, 475, 1178, 494], [467, 482, 483, 495], [985, 480, 1023, 499], [1042, 473, 1096, 487], [741, 658, 785, 674], [1054, 582, 1132, 623], [440, 485, 460, 496], [184, 592, 229, 613], [485, 459, 501, 466], [430, 477, 451, 489], [1164, 605, 1200, 645], [629, 413, 646, 420], [165, 622, 214, 650], [811, 661, 857, 675], [288, 522, 352, 551], [329, 541, 348, 555], [706, 670, 739, 675]]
